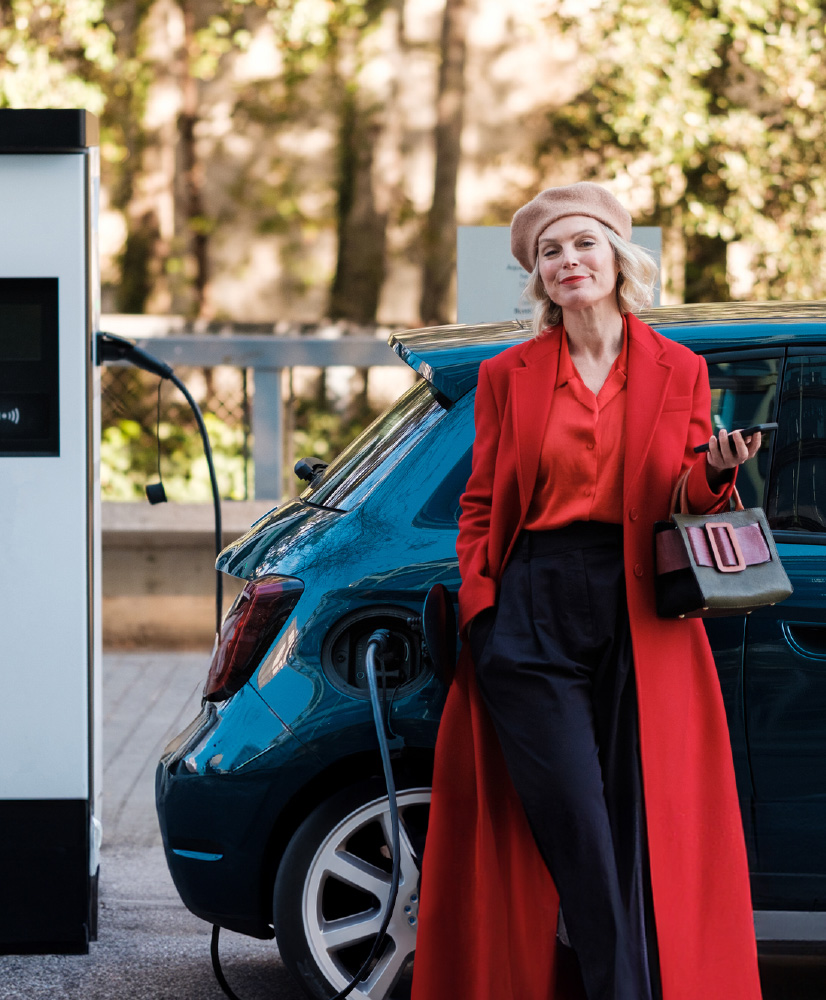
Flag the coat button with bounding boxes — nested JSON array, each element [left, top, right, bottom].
[[629, 508, 638, 521], [634, 563, 644, 577]]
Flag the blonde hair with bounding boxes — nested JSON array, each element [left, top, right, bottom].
[[524, 223, 659, 337]]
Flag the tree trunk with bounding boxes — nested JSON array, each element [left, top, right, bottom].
[[329, 92, 387, 324], [685, 234, 730, 303], [419, 0, 470, 326], [661, 206, 686, 306], [177, 0, 210, 318], [116, 211, 160, 313]]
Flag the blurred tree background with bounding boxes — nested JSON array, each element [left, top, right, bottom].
[[8, 0, 825, 322], [2, 0, 825, 498], [545, 0, 826, 303]]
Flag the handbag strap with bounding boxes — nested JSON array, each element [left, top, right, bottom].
[[671, 469, 744, 516], [670, 472, 689, 517]]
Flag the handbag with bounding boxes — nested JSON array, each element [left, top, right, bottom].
[[654, 473, 792, 618]]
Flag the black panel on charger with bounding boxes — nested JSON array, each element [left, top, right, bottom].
[[0, 278, 59, 457], [0, 799, 93, 954]]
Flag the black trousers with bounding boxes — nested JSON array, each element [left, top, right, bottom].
[[472, 523, 660, 1000]]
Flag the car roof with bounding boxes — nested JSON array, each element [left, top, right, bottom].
[[389, 301, 826, 403]]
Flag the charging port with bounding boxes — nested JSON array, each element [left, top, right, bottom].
[[322, 607, 427, 699]]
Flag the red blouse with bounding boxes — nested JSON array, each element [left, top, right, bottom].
[[525, 320, 729, 530], [525, 322, 629, 529]]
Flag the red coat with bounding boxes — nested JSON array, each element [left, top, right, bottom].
[[411, 315, 762, 1000]]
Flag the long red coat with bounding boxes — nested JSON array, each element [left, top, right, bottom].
[[411, 315, 762, 1000]]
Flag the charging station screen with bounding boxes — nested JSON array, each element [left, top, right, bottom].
[[0, 304, 42, 361], [0, 278, 59, 456]]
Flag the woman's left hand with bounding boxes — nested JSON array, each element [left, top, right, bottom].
[[706, 428, 761, 488]]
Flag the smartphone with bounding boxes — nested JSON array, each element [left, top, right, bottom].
[[693, 422, 778, 453]]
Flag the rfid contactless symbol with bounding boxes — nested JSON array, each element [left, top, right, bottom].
[[0, 408, 20, 424]]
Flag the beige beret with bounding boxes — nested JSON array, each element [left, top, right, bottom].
[[510, 182, 632, 272]]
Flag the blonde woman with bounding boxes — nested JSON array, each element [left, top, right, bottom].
[[412, 183, 763, 1000]]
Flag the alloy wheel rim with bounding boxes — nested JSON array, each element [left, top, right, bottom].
[[302, 788, 431, 1000]]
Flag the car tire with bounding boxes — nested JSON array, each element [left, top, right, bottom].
[[273, 778, 431, 1000]]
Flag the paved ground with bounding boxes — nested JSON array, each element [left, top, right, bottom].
[[0, 650, 824, 999], [0, 651, 304, 1000]]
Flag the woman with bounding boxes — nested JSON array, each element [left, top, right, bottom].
[[411, 183, 763, 1000]]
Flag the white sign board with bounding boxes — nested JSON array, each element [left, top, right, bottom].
[[457, 225, 662, 324]]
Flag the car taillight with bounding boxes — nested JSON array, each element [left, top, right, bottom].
[[204, 575, 303, 702]]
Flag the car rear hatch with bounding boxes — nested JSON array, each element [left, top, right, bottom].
[[389, 320, 527, 404]]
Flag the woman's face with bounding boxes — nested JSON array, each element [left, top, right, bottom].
[[537, 215, 619, 314]]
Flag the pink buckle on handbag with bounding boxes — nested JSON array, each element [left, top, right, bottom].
[[704, 522, 746, 573]]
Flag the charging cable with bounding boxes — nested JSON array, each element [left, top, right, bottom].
[[98, 334, 404, 998], [211, 628, 402, 1000], [96, 332, 223, 634]]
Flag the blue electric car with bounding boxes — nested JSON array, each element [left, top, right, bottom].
[[156, 301, 826, 1000]]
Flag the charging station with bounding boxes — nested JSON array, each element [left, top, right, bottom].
[[0, 110, 101, 953]]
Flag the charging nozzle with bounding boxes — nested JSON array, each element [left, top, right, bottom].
[[96, 331, 174, 380], [145, 482, 168, 505], [366, 628, 393, 658]]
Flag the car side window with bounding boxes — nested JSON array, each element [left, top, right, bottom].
[[767, 355, 826, 533], [705, 355, 779, 511]]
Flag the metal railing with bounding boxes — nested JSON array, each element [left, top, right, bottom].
[[101, 329, 407, 500]]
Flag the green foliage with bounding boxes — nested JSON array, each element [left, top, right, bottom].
[[100, 392, 380, 503], [0, 0, 115, 109], [100, 412, 249, 502], [266, 0, 388, 81], [0, 0, 393, 318], [546, 0, 826, 299]]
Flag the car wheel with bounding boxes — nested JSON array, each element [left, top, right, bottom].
[[273, 778, 431, 1000]]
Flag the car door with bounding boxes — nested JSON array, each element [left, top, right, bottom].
[[745, 348, 826, 910], [701, 349, 783, 865]]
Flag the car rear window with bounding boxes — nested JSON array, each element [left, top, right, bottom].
[[301, 379, 447, 510]]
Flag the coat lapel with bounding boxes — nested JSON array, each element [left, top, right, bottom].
[[511, 328, 562, 515], [623, 314, 673, 503]]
